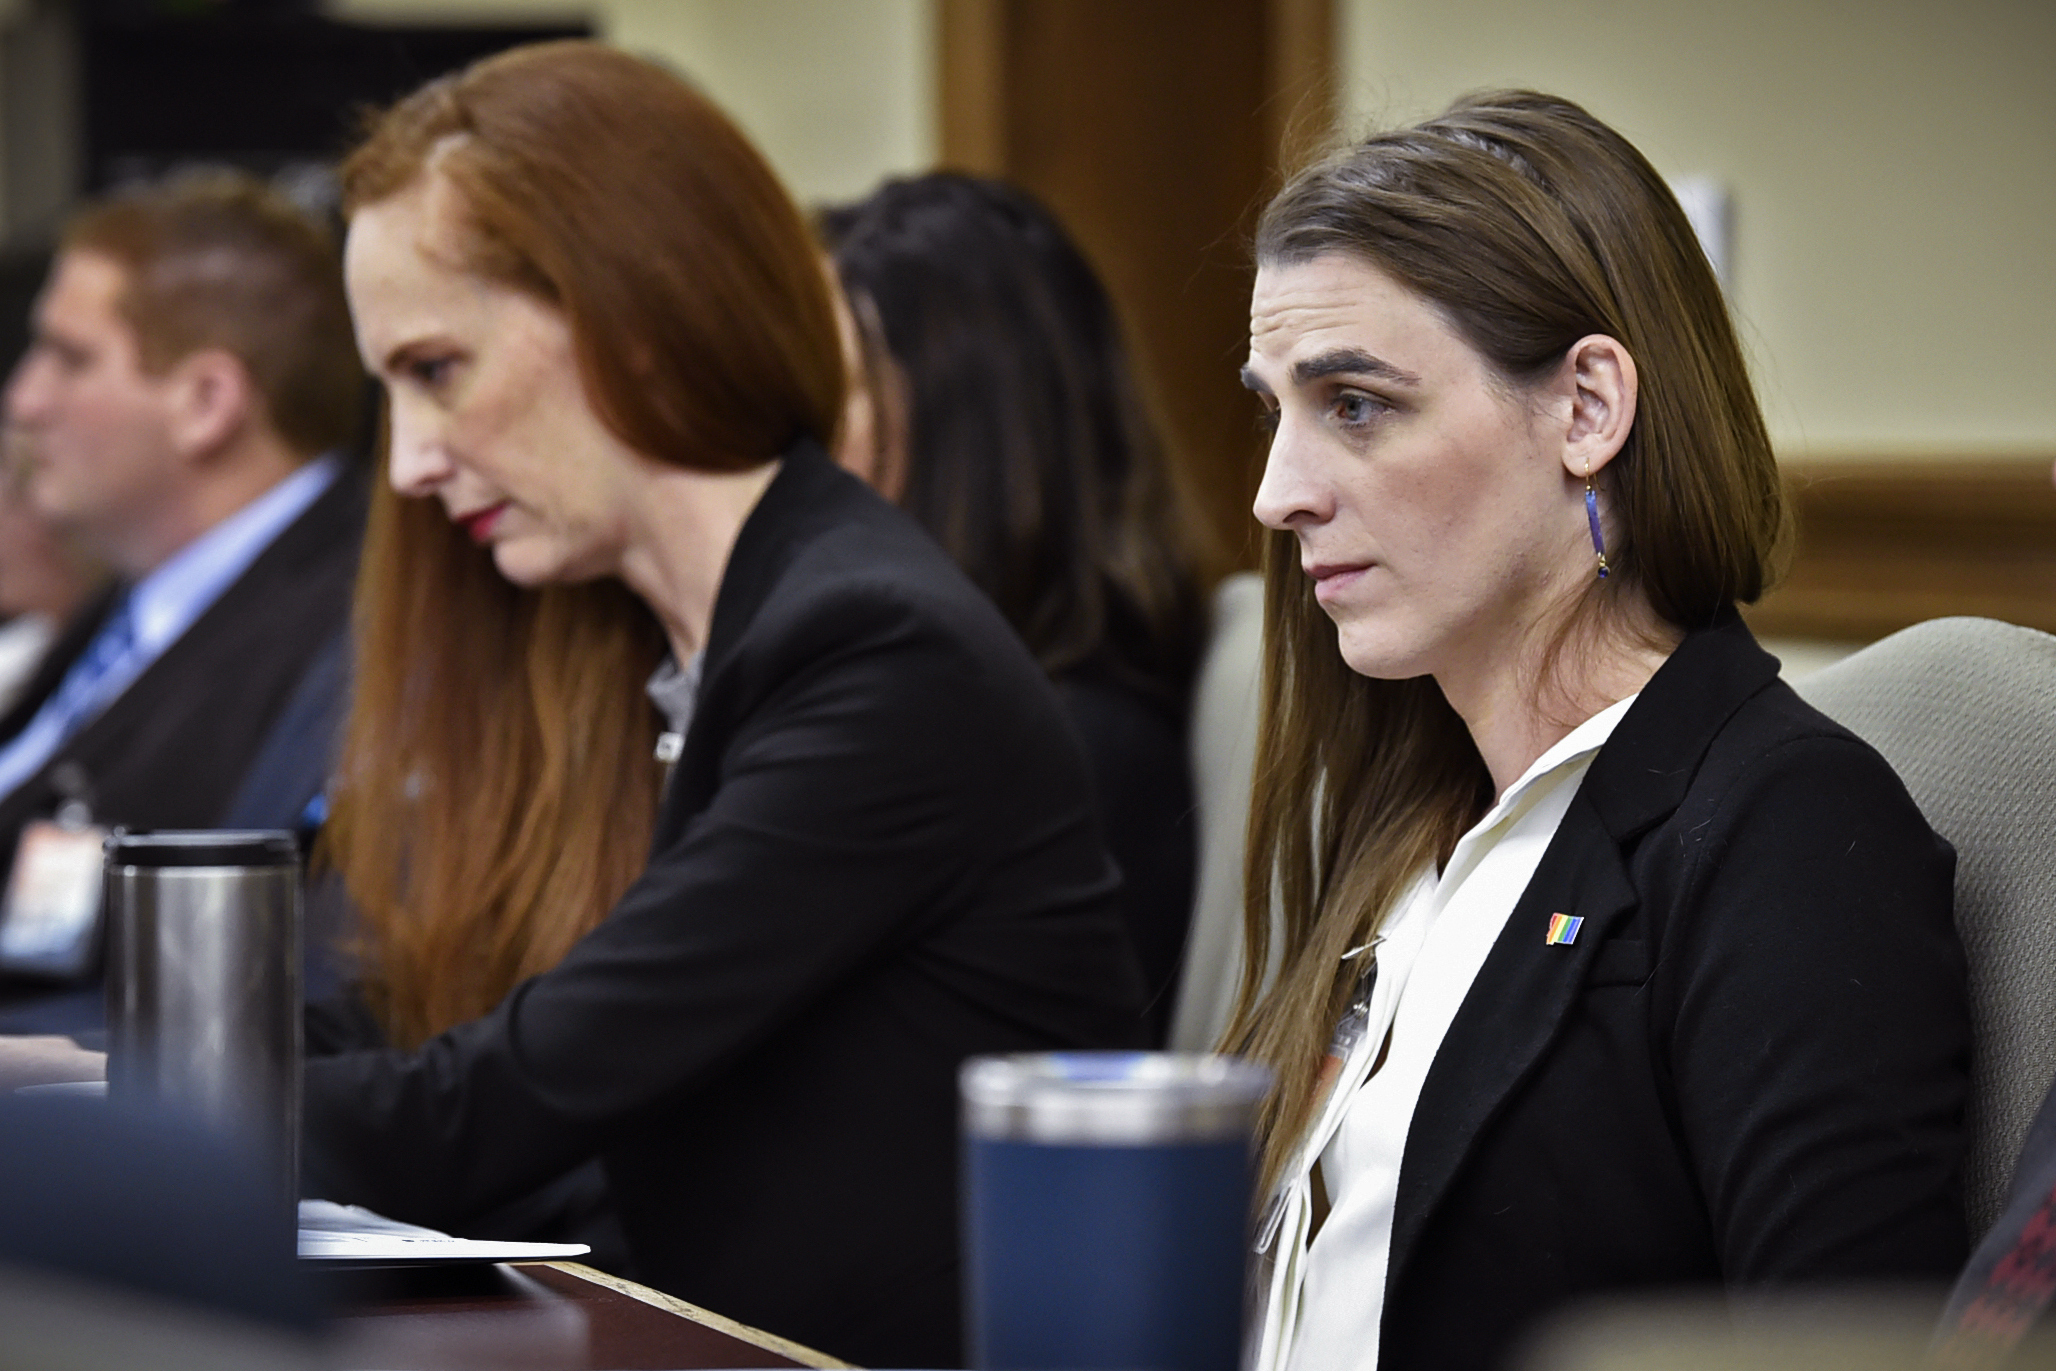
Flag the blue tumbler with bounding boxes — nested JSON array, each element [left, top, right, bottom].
[[962, 1052, 1272, 1371]]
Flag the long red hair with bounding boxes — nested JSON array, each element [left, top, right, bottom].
[[324, 42, 844, 1048]]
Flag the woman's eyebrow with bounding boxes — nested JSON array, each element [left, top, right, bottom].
[[1290, 347, 1421, 387]]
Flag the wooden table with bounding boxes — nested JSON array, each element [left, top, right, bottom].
[[326, 1261, 853, 1370]]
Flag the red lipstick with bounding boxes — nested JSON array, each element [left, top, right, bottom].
[[456, 503, 507, 544]]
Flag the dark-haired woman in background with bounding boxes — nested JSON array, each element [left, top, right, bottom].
[[821, 175, 1212, 1041], [1233, 92, 1967, 1370], [291, 43, 1143, 1368]]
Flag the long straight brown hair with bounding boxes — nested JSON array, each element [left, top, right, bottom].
[[323, 42, 844, 1049], [1224, 91, 1789, 1193], [819, 174, 1215, 714]]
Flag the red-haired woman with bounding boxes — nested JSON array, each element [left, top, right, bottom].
[[300, 42, 1143, 1367]]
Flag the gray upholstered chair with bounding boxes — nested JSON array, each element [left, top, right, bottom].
[[1794, 616, 2056, 1238], [1169, 573, 1268, 1052]]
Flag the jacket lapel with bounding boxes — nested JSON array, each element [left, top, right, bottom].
[[1385, 792, 1638, 1283], [42, 469, 366, 764], [650, 439, 859, 848], [0, 584, 121, 743], [0, 469, 364, 749], [1383, 613, 1783, 1291]]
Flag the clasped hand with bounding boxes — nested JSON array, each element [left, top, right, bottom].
[[0, 1035, 107, 1093]]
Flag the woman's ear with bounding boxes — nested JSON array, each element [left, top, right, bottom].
[[1559, 334, 1638, 479]]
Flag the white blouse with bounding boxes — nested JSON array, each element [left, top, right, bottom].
[[1254, 694, 1637, 1371], [0, 614, 55, 719]]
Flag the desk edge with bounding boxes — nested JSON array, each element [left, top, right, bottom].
[[531, 1261, 858, 1369]]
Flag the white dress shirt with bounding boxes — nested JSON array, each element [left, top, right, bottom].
[[1256, 693, 1638, 1371], [0, 455, 340, 803], [646, 649, 707, 742], [0, 614, 56, 719]]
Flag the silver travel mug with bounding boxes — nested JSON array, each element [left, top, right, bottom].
[[962, 1051, 1273, 1371], [104, 831, 303, 1205]]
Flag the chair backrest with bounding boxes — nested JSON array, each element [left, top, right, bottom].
[[1794, 616, 2056, 1237], [1169, 572, 1267, 1052]]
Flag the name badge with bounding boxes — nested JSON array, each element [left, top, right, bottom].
[[0, 819, 109, 979]]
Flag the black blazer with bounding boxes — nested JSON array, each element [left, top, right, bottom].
[[1054, 669, 1196, 1044], [219, 624, 351, 834], [303, 443, 1148, 1369], [0, 470, 364, 1010], [1374, 616, 1969, 1371]]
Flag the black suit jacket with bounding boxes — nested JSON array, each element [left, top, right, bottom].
[[219, 623, 351, 835], [1373, 615, 1969, 1371], [1055, 670, 1196, 1044], [0, 471, 364, 1009], [303, 442, 1148, 1368]]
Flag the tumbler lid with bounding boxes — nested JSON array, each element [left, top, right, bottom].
[[961, 1052, 1273, 1146], [104, 830, 300, 868]]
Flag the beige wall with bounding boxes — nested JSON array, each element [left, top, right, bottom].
[[605, 0, 935, 206], [328, 0, 937, 206], [1338, 0, 2056, 460], [328, 0, 2055, 458]]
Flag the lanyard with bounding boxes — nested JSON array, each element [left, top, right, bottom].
[[1256, 940, 1383, 1255], [1250, 940, 1396, 1371]]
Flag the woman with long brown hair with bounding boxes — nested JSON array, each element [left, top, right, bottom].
[[819, 174, 1213, 1043], [297, 42, 1143, 1366], [1232, 92, 1968, 1370]]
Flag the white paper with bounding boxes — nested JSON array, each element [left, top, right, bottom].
[[297, 1200, 590, 1263]]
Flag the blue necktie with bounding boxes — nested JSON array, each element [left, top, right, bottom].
[[0, 593, 138, 804], [34, 593, 137, 750]]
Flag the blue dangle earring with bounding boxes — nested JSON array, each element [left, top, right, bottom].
[[1584, 458, 1610, 580]]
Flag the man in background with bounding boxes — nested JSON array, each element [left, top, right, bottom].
[[0, 171, 365, 1031]]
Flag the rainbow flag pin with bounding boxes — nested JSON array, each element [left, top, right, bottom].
[[1545, 913, 1583, 946]]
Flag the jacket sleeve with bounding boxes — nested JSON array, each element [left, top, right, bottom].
[[304, 990, 387, 1056], [301, 589, 1122, 1225], [1661, 732, 1970, 1282]]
